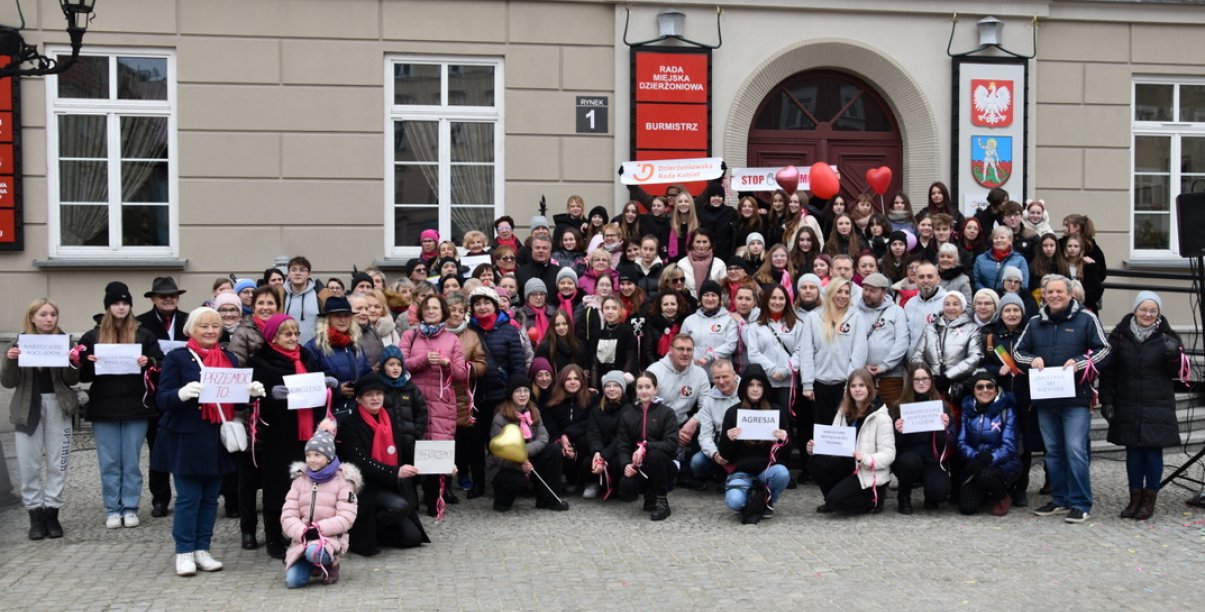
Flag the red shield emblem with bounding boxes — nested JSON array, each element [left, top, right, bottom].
[[971, 79, 1013, 127]]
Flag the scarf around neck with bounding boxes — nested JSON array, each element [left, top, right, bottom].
[[187, 338, 234, 425], [359, 405, 398, 467], [688, 249, 712, 291], [307, 456, 342, 483]]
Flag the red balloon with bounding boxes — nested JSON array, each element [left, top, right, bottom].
[[775, 165, 800, 194], [809, 162, 840, 200], [865, 166, 893, 196]]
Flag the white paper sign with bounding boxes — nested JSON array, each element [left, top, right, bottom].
[[93, 343, 143, 375], [900, 400, 945, 434], [619, 157, 724, 185], [284, 372, 328, 410], [415, 440, 456, 475], [198, 367, 254, 403], [158, 340, 186, 356], [17, 334, 70, 368], [736, 409, 779, 441], [1029, 367, 1076, 400], [813, 424, 856, 457], [460, 254, 492, 273], [729, 166, 839, 192]]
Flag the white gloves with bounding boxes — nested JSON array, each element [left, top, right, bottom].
[[178, 381, 203, 401], [248, 381, 266, 398]]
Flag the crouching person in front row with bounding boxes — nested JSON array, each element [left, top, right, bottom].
[[281, 430, 359, 588]]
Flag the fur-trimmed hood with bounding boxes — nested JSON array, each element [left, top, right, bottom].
[[288, 460, 363, 492]]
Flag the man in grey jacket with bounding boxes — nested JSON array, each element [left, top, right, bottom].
[[858, 273, 911, 407], [647, 334, 712, 489], [687, 360, 741, 488], [903, 262, 948, 353]]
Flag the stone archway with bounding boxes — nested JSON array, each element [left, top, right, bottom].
[[724, 39, 940, 202]]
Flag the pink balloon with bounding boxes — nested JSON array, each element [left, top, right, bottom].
[[809, 162, 840, 200], [902, 229, 917, 251], [865, 166, 893, 196], [775, 165, 800, 194]]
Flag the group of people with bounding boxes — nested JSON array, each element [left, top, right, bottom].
[[1, 180, 1189, 585]]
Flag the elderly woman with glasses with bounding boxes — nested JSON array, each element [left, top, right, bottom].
[[957, 370, 1021, 517]]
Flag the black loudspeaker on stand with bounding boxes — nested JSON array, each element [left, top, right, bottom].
[[1164, 193, 1205, 502]]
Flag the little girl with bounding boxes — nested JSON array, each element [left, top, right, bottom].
[[281, 430, 360, 588]]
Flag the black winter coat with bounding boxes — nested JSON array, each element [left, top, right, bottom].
[[383, 379, 429, 444], [717, 404, 790, 475], [587, 399, 628, 464], [615, 400, 680, 467], [77, 326, 163, 422], [470, 314, 527, 404], [544, 391, 597, 446], [697, 203, 737, 261], [247, 343, 324, 446], [1100, 314, 1183, 448]]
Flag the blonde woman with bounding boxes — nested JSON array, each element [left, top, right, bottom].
[[665, 188, 699, 263], [801, 277, 868, 430], [303, 296, 370, 419]]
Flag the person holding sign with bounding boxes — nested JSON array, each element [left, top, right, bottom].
[[77, 281, 164, 530], [956, 371, 1021, 517], [1099, 291, 1185, 521], [3, 298, 80, 540], [153, 306, 267, 576], [890, 363, 952, 515], [718, 365, 790, 524], [375, 346, 435, 516], [615, 371, 680, 521], [807, 368, 895, 514], [1013, 274, 1110, 524], [337, 376, 429, 556], [249, 314, 330, 557]]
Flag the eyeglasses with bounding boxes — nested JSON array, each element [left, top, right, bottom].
[[498, 256, 516, 262], [669, 277, 686, 284], [1136, 307, 1159, 316], [974, 383, 997, 390], [276, 330, 300, 338], [912, 376, 931, 382], [496, 225, 512, 231], [604, 233, 619, 239]]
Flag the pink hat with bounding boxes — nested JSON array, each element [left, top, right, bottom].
[[420, 229, 440, 243], [213, 291, 242, 311], [262, 314, 294, 344]]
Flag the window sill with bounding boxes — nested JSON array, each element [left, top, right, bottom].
[[33, 258, 188, 270], [372, 258, 415, 271], [1123, 258, 1191, 269]]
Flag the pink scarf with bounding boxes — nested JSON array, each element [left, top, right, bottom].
[[529, 307, 549, 345], [517, 410, 534, 440], [688, 249, 713, 291], [558, 292, 577, 324]]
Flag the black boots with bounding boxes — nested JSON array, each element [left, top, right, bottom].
[[44, 507, 63, 538], [28, 508, 46, 540], [897, 493, 914, 515], [1120, 489, 1142, 519], [650, 496, 671, 521], [1133, 489, 1158, 521]]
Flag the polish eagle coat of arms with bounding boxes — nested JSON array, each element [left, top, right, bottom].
[[971, 79, 1013, 127]]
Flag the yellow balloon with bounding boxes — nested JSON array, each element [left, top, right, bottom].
[[489, 423, 529, 463]]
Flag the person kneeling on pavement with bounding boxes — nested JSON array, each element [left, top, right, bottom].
[[615, 371, 681, 521], [957, 370, 1021, 516], [718, 364, 790, 524], [281, 430, 359, 588], [487, 375, 570, 512], [337, 375, 429, 555]]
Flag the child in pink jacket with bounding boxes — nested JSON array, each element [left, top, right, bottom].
[[281, 430, 360, 588]]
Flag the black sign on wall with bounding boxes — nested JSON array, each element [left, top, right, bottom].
[[576, 96, 608, 133]]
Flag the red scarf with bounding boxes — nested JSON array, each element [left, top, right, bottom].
[[476, 312, 497, 331], [769, 311, 784, 322], [269, 341, 315, 440], [251, 316, 268, 333], [657, 322, 681, 357], [992, 245, 1012, 261], [358, 405, 398, 467], [187, 338, 234, 425], [529, 307, 549, 344], [558, 292, 577, 324], [327, 328, 353, 348]]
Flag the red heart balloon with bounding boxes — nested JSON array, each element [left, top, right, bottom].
[[809, 162, 840, 200], [775, 165, 800, 194], [865, 166, 893, 196]]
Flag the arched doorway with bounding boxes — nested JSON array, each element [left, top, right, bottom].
[[747, 70, 902, 202]]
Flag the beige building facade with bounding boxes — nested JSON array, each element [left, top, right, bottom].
[[0, 0, 1202, 332]]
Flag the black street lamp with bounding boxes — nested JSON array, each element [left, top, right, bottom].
[[0, 0, 97, 77]]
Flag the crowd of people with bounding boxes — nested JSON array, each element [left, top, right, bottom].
[[0, 179, 1191, 585]]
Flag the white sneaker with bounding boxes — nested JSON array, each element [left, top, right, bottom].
[[122, 512, 140, 528], [105, 514, 122, 529], [582, 483, 600, 499], [175, 553, 197, 577], [193, 550, 224, 572]]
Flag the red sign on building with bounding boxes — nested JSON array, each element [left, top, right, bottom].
[[630, 47, 711, 196], [0, 56, 20, 250]]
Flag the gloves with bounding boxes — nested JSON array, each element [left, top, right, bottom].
[[178, 381, 203, 402], [324, 376, 339, 389], [248, 381, 266, 398], [304, 527, 319, 541], [271, 385, 290, 400], [967, 451, 992, 476]]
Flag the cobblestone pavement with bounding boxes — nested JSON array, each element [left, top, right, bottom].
[[1, 429, 1203, 611]]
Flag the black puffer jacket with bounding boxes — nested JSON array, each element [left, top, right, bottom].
[[1100, 314, 1184, 448], [470, 313, 526, 404], [77, 326, 163, 422], [586, 398, 628, 465]]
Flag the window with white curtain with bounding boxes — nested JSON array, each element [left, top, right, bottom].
[[386, 56, 503, 259], [46, 48, 177, 257], [1132, 78, 1205, 257]]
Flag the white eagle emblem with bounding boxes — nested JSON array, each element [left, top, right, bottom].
[[972, 80, 1013, 127]]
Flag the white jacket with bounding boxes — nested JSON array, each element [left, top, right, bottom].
[[832, 402, 895, 489], [681, 306, 739, 373], [680, 257, 727, 299]]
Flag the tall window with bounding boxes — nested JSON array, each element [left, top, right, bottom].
[[386, 56, 503, 258], [1132, 79, 1205, 256], [46, 49, 176, 258]]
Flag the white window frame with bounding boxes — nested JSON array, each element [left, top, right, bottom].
[[1131, 77, 1205, 259], [384, 55, 504, 260], [45, 46, 178, 259]]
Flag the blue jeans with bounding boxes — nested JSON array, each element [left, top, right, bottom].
[[172, 473, 222, 554], [1125, 447, 1164, 491], [1037, 405, 1092, 513], [725, 464, 790, 511], [92, 419, 149, 516], [689, 451, 722, 482], [285, 546, 333, 589]]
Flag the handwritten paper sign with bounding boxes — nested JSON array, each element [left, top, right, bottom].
[[198, 367, 254, 403], [1029, 367, 1076, 400], [415, 440, 456, 475], [158, 340, 186, 356], [736, 409, 779, 441], [283, 372, 328, 410], [17, 334, 70, 367], [93, 343, 143, 375], [813, 424, 856, 457], [900, 400, 945, 434]]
